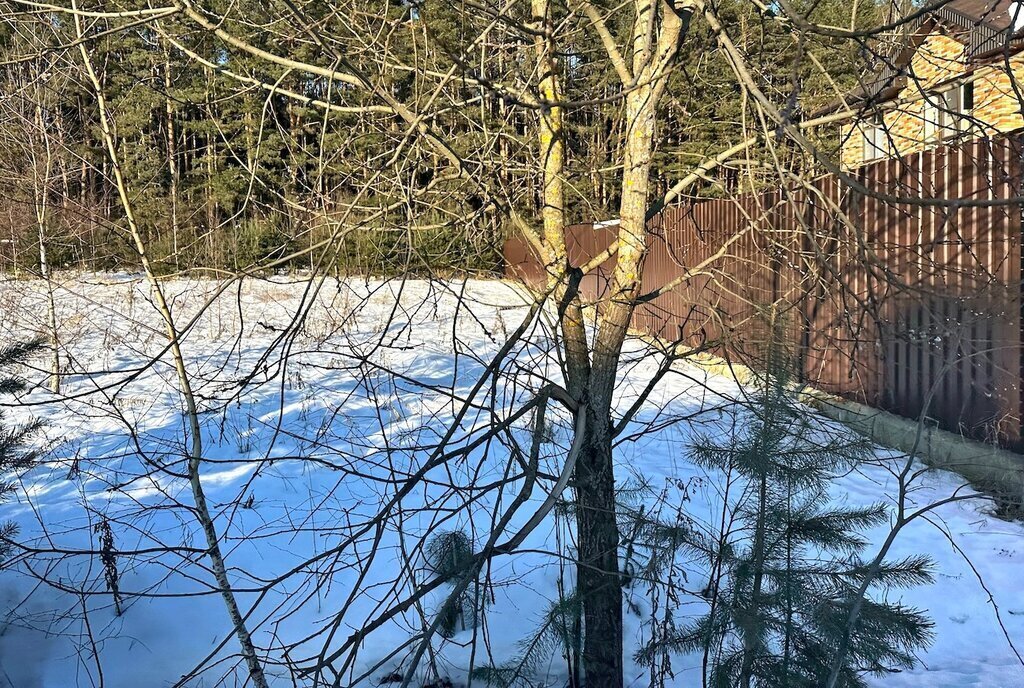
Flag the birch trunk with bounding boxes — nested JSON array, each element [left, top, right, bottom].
[[71, 8, 271, 687], [32, 101, 60, 394], [163, 46, 181, 270]]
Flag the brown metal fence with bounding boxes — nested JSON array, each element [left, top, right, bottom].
[[505, 135, 1024, 451]]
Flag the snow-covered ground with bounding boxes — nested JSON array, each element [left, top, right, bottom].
[[0, 274, 1021, 688]]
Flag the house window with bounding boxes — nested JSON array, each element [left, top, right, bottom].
[[923, 95, 940, 140], [926, 83, 974, 140], [863, 114, 890, 162], [938, 87, 962, 136]]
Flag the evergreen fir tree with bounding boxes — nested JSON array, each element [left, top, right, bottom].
[[471, 592, 582, 688], [636, 325, 934, 688], [0, 339, 43, 562], [424, 529, 476, 638]]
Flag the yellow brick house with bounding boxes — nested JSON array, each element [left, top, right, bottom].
[[834, 0, 1024, 168]]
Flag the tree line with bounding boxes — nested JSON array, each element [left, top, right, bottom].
[[0, 0, 878, 277]]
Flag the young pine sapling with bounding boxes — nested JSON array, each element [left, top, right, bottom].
[[638, 337, 934, 688]]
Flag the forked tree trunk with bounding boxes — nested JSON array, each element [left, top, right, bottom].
[[527, 1, 688, 685], [530, 3, 619, 682]]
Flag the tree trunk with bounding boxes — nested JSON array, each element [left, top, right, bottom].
[[574, 3, 689, 682], [163, 46, 181, 270], [32, 101, 60, 394], [524, 2, 688, 685], [72, 10, 270, 686], [529, 2, 618, 682], [575, 402, 624, 688], [204, 66, 218, 261]]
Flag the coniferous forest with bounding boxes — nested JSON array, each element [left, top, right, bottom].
[[0, 0, 875, 275]]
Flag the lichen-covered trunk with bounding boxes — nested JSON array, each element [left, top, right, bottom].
[[531, 1, 615, 683], [531, 0, 591, 401], [592, 80, 658, 390], [577, 80, 660, 688], [529, 1, 685, 683]]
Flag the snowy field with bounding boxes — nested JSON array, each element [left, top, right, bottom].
[[0, 274, 1021, 688]]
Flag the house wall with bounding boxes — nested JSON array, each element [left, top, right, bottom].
[[840, 30, 1024, 168]]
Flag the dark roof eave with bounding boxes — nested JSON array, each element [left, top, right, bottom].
[[807, 9, 1024, 119], [968, 35, 1024, 60]]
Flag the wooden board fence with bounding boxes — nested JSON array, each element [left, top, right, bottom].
[[504, 135, 1024, 451]]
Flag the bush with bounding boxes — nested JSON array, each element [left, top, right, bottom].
[[234, 218, 296, 269], [424, 530, 477, 638], [0, 339, 43, 562]]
